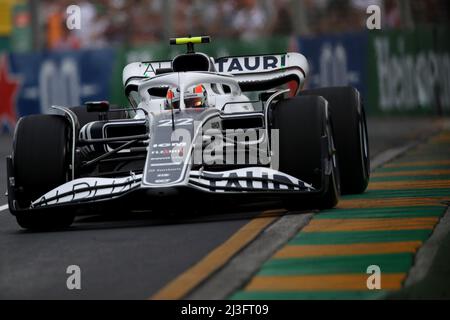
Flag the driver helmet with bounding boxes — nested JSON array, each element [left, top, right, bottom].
[[166, 85, 207, 109]]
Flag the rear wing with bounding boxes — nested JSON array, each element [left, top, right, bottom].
[[214, 53, 308, 93], [123, 52, 308, 94]]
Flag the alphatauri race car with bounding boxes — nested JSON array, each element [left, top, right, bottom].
[[6, 36, 369, 229]]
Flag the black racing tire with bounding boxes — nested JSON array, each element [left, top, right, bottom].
[[301, 87, 370, 194], [271, 95, 340, 210], [12, 114, 75, 230], [318, 116, 340, 210]]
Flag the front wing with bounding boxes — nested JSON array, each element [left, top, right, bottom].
[[7, 161, 323, 214]]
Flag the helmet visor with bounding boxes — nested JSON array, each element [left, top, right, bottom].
[[184, 97, 205, 108]]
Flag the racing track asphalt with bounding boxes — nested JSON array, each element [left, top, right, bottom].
[[0, 117, 443, 299]]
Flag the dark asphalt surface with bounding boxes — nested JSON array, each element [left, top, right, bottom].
[[0, 116, 442, 299]]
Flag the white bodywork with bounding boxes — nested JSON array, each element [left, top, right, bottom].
[[32, 167, 315, 207], [30, 51, 314, 208], [137, 72, 254, 114], [123, 52, 309, 116]]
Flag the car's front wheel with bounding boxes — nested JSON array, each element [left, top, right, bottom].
[[271, 95, 340, 210], [12, 114, 75, 230]]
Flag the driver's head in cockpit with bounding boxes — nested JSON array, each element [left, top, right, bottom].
[[166, 84, 207, 109]]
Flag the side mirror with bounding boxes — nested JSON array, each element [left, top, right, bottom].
[[85, 101, 110, 113]]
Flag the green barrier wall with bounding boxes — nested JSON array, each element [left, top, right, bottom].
[[367, 26, 450, 115], [0, 37, 10, 52]]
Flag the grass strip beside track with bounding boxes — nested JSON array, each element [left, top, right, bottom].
[[258, 253, 412, 275], [371, 169, 450, 178], [274, 242, 422, 258], [231, 290, 388, 300], [290, 230, 434, 245], [316, 206, 444, 219], [230, 130, 450, 300], [239, 274, 406, 292], [371, 175, 450, 182]]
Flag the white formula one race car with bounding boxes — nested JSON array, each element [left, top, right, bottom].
[[6, 36, 370, 230]]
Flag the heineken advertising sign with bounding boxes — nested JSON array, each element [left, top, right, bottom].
[[368, 27, 450, 114]]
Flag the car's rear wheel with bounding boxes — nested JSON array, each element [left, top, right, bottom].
[[301, 87, 370, 194], [12, 114, 75, 230], [271, 95, 340, 210]]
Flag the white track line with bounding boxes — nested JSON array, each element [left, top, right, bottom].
[[0, 204, 9, 212]]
